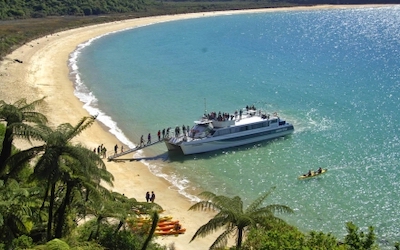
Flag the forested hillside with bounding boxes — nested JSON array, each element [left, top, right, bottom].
[[0, 0, 397, 20], [0, 0, 150, 19]]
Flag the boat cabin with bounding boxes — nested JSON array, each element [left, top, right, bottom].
[[189, 116, 287, 139]]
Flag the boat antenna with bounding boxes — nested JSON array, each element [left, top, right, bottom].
[[204, 98, 207, 114]]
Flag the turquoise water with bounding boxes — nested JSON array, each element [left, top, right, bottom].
[[71, 6, 400, 247]]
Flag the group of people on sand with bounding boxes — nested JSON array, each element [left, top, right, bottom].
[[94, 144, 107, 159], [94, 144, 126, 158], [145, 191, 156, 203]]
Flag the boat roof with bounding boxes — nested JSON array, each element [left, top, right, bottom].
[[234, 116, 275, 126], [194, 114, 279, 127], [194, 120, 213, 125]]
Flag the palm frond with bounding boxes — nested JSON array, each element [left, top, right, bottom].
[[10, 123, 49, 143], [14, 97, 45, 111], [198, 191, 218, 200], [65, 116, 96, 141], [209, 227, 235, 250], [190, 215, 229, 242], [253, 204, 294, 216], [189, 200, 218, 212], [245, 186, 276, 213], [6, 146, 45, 178]]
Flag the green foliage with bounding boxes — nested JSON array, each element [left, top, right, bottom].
[[0, 179, 38, 249], [243, 221, 379, 250], [242, 220, 306, 250], [0, 97, 47, 179], [12, 235, 34, 249], [1, 0, 150, 19], [0, 124, 4, 141], [45, 238, 70, 250], [305, 231, 343, 250], [189, 187, 294, 249], [74, 220, 164, 250], [344, 222, 377, 250]]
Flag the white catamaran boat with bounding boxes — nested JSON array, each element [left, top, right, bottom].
[[164, 107, 294, 155]]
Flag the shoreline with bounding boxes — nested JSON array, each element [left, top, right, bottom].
[[0, 4, 391, 249]]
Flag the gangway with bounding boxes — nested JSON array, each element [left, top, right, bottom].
[[107, 140, 163, 162]]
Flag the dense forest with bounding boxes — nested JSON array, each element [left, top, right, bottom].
[[0, 0, 398, 20]]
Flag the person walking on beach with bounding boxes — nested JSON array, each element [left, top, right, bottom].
[[114, 144, 118, 155], [121, 145, 124, 153], [147, 133, 151, 145], [145, 191, 150, 202], [157, 130, 161, 141], [150, 191, 155, 203], [162, 128, 165, 138]]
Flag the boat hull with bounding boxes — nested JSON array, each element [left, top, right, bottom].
[[165, 124, 294, 155]]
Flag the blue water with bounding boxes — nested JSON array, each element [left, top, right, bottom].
[[71, 6, 400, 247]]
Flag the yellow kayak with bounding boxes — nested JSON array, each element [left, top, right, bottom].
[[298, 169, 327, 179]]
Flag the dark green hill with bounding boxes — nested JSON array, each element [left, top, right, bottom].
[[0, 0, 397, 20]]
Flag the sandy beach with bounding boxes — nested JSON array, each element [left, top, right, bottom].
[[0, 4, 389, 249]]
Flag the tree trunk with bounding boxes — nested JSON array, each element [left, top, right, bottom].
[[46, 182, 56, 241], [141, 211, 159, 250], [115, 220, 124, 234], [54, 181, 73, 238], [237, 228, 244, 249], [0, 128, 13, 177]]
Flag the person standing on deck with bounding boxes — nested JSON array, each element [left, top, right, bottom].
[[140, 135, 144, 147], [182, 125, 186, 136]]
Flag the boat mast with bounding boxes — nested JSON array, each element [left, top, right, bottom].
[[204, 98, 207, 114]]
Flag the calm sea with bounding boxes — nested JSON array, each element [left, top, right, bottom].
[[71, 6, 400, 247]]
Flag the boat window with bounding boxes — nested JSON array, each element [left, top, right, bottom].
[[270, 119, 277, 124], [251, 123, 263, 129], [218, 129, 230, 136]]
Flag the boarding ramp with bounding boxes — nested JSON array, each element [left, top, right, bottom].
[[107, 140, 163, 162]]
